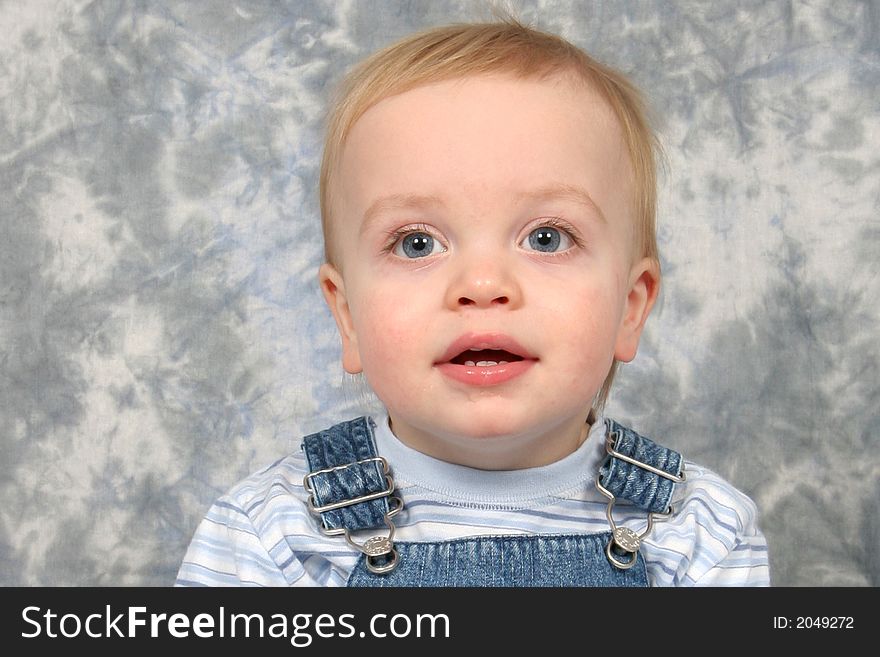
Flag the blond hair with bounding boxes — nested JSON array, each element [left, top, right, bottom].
[[319, 17, 661, 410]]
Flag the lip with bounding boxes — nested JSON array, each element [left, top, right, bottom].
[[435, 332, 537, 365], [434, 332, 538, 387]]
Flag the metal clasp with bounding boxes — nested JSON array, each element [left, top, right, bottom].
[[303, 457, 404, 574], [596, 484, 656, 570], [597, 431, 686, 570], [344, 506, 402, 574]]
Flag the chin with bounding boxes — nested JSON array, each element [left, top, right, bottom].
[[448, 412, 529, 440]]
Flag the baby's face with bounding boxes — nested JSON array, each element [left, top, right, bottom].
[[321, 72, 658, 469]]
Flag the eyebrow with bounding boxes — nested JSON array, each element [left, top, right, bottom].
[[359, 183, 606, 235], [519, 183, 607, 224], [360, 193, 446, 237]]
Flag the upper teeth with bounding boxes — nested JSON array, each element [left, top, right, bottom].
[[464, 360, 508, 367]]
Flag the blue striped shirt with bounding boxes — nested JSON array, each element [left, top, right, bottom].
[[177, 414, 770, 586]]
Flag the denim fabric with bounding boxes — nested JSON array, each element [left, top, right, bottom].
[[346, 533, 648, 587], [303, 416, 681, 586], [301, 417, 390, 531], [599, 419, 683, 514]]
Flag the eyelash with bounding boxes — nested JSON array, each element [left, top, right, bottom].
[[380, 218, 585, 254], [528, 217, 586, 251], [380, 223, 438, 254]]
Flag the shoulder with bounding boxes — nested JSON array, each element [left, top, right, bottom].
[[207, 450, 315, 541], [176, 451, 317, 586], [675, 461, 761, 538], [644, 458, 771, 586]]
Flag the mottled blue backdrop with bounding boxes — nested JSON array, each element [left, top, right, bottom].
[[1, 0, 877, 586]]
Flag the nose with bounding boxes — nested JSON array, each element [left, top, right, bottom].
[[444, 250, 523, 310]]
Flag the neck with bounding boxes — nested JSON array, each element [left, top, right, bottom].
[[387, 411, 595, 470]]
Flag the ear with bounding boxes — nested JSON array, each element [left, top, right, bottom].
[[614, 257, 660, 363], [318, 263, 363, 374]]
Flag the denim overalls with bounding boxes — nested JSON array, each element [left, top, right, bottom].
[[302, 417, 684, 587]]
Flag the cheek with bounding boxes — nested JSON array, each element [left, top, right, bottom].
[[550, 283, 622, 375], [350, 282, 432, 371]]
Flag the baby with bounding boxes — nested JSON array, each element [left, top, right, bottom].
[[177, 19, 770, 586]]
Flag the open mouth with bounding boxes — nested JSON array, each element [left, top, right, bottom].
[[436, 333, 536, 367], [435, 334, 536, 386], [449, 348, 525, 367]]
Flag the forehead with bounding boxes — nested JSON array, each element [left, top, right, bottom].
[[336, 72, 632, 233]]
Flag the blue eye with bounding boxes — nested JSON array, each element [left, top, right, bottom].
[[522, 226, 572, 253], [394, 232, 442, 258]]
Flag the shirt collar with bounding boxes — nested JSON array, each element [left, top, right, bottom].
[[372, 411, 607, 506]]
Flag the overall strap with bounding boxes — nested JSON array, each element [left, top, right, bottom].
[[596, 418, 686, 570], [302, 415, 685, 576], [598, 418, 685, 514], [301, 416, 392, 532]]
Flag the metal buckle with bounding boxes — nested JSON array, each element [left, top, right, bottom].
[[604, 431, 686, 484], [597, 430, 686, 570], [303, 456, 395, 514], [303, 457, 404, 574]]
